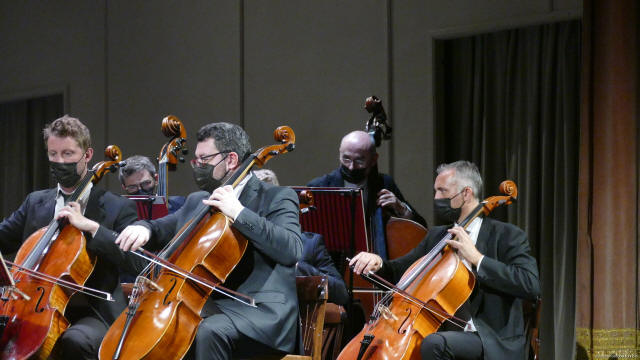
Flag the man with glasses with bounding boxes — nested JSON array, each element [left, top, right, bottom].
[[307, 130, 427, 260], [116, 122, 302, 360], [118, 155, 185, 214]]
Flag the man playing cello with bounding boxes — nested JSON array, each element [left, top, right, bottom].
[[116, 122, 302, 359], [349, 161, 540, 360], [0, 115, 140, 358]]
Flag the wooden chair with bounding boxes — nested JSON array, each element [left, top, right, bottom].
[[523, 297, 542, 360], [321, 303, 346, 360], [294, 275, 329, 360], [256, 276, 329, 360]]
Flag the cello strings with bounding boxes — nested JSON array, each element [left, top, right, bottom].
[[5, 261, 113, 301], [362, 272, 468, 330], [131, 250, 257, 308]]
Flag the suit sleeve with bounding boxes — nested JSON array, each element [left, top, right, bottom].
[[86, 196, 145, 274], [0, 194, 30, 253], [378, 228, 442, 283], [233, 187, 302, 266], [297, 235, 349, 305], [475, 226, 540, 301]]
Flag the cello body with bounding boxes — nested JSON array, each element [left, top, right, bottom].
[[0, 226, 93, 360], [99, 212, 247, 360], [338, 248, 474, 360]]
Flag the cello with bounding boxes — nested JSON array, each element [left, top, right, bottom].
[[156, 115, 188, 208], [99, 126, 296, 360], [0, 146, 126, 360], [337, 180, 518, 360]]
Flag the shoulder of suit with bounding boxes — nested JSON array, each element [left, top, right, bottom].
[[307, 167, 341, 186], [482, 217, 525, 236]]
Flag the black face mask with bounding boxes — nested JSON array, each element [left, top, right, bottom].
[[340, 165, 367, 184], [192, 155, 229, 193], [50, 160, 82, 188], [433, 190, 465, 225], [131, 187, 155, 196]]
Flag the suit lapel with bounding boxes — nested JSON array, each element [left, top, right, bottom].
[[239, 177, 260, 213], [470, 217, 494, 315], [84, 188, 106, 225], [475, 218, 492, 257]]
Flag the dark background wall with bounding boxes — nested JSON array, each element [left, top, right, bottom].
[[0, 0, 581, 226]]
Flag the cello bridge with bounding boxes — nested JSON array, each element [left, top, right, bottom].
[[377, 304, 398, 321]]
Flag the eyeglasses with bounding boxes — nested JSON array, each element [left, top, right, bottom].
[[124, 179, 155, 193], [340, 156, 367, 167], [190, 151, 230, 169]]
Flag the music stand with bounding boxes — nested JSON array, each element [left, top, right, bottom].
[[123, 195, 169, 220]]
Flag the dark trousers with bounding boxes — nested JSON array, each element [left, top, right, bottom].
[[56, 316, 108, 359], [420, 331, 483, 360], [188, 304, 283, 360]]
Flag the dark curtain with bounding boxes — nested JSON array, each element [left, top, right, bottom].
[[436, 20, 581, 359], [0, 94, 63, 216]]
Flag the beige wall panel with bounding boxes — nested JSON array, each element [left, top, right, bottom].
[[243, 0, 389, 187], [0, 1, 106, 172], [106, 1, 241, 194]]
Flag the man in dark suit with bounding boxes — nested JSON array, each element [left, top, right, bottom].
[[253, 169, 348, 306], [307, 130, 426, 260], [0, 115, 140, 358], [117, 122, 303, 360], [297, 232, 349, 306], [349, 160, 540, 360]]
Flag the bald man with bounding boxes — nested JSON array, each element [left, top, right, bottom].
[[307, 130, 426, 260]]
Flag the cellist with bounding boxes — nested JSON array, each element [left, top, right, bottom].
[[0, 115, 142, 358], [116, 122, 303, 359], [349, 161, 540, 360]]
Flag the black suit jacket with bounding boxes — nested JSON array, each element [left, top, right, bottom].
[[139, 176, 303, 353], [297, 232, 349, 306], [378, 217, 540, 360], [0, 187, 140, 325]]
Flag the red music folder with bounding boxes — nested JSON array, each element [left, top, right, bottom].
[[290, 187, 369, 255], [123, 195, 169, 220]]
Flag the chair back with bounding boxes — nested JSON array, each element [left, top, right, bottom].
[[523, 297, 542, 360], [297, 276, 329, 360]]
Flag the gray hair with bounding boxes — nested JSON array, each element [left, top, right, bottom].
[[436, 160, 483, 199], [197, 122, 252, 161], [253, 168, 279, 185], [119, 155, 157, 184]]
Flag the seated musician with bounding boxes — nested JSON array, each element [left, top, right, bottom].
[[254, 168, 349, 306], [0, 115, 141, 358], [118, 155, 186, 214], [307, 130, 427, 260], [116, 122, 303, 359], [349, 161, 540, 360]]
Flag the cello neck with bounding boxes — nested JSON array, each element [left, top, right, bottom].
[[157, 155, 169, 201], [396, 202, 485, 291]]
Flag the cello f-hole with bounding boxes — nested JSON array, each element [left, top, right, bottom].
[[163, 278, 177, 306], [398, 308, 412, 334], [34, 287, 46, 313]]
